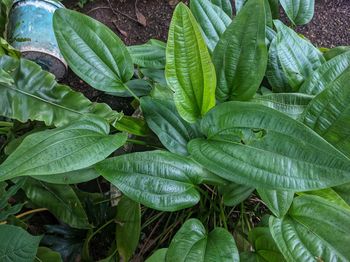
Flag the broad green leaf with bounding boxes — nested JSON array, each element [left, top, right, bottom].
[[0, 224, 41, 262], [252, 93, 313, 119], [257, 189, 294, 217], [213, 0, 267, 102], [128, 39, 166, 69], [33, 168, 100, 185], [280, 0, 314, 25], [210, 0, 232, 17], [235, 0, 247, 13], [0, 38, 21, 58], [114, 115, 151, 137], [146, 248, 168, 262], [300, 73, 350, 157], [323, 46, 350, 61], [299, 50, 350, 95], [267, 0, 279, 19], [270, 194, 350, 261], [266, 37, 292, 92], [219, 183, 255, 206], [166, 219, 239, 262], [248, 227, 285, 262], [141, 68, 167, 86], [116, 196, 141, 261], [21, 178, 90, 229], [53, 9, 133, 92], [274, 20, 325, 91], [0, 0, 11, 37], [0, 55, 120, 127], [0, 117, 127, 181], [333, 183, 350, 206], [166, 3, 216, 123], [140, 96, 201, 155], [107, 79, 152, 97], [36, 247, 62, 262], [188, 101, 350, 190], [0, 180, 25, 221], [190, 0, 232, 52], [96, 150, 207, 211]]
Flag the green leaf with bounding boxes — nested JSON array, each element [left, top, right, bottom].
[[210, 0, 232, 17], [188, 101, 350, 190], [33, 168, 100, 185], [323, 46, 350, 61], [53, 9, 133, 92], [248, 227, 285, 262], [0, 224, 41, 262], [280, 0, 314, 25], [257, 189, 294, 217], [0, 38, 21, 58], [333, 183, 350, 206], [21, 178, 90, 229], [267, 0, 279, 19], [274, 20, 325, 90], [166, 3, 216, 123], [219, 183, 255, 206], [300, 73, 350, 157], [190, 0, 232, 52], [128, 39, 166, 69], [0, 55, 120, 127], [235, 0, 247, 13], [146, 248, 168, 262], [36, 247, 62, 262], [140, 96, 201, 155], [252, 93, 313, 119], [114, 115, 151, 137], [270, 194, 350, 261], [116, 196, 141, 261], [96, 150, 208, 211], [0, 117, 127, 181], [0, 0, 11, 37], [107, 79, 152, 97], [166, 219, 239, 262], [213, 0, 267, 102], [266, 37, 292, 92], [299, 50, 350, 95]]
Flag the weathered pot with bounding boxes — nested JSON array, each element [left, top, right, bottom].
[[7, 0, 67, 79]]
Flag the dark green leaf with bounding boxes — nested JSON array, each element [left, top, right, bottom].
[[0, 117, 127, 181], [107, 79, 152, 97], [270, 194, 350, 261], [166, 3, 216, 123], [188, 101, 350, 190], [146, 248, 168, 262], [333, 183, 350, 206], [213, 0, 267, 101], [299, 50, 350, 95], [280, 0, 314, 25], [53, 9, 133, 92], [274, 20, 325, 90], [323, 46, 350, 61], [190, 0, 232, 52], [166, 219, 239, 262], [36, 247, 62, 262], [141, 96, 201, 155], [21, 178, 90, 229], [235, 0, 247, 13], [257, 189, 294, 217], [0, 224, 41, 262], [252, 93, 313, 119], [300, 73, 350, 157], [128, 39, 166, 69], [0, 55, 120, 127], [114, 115, 151, 137], [210, 0, 232, 17], [96, 150, 208, 211], [116, 196, 141, 261], [219, 183, 255, 206]]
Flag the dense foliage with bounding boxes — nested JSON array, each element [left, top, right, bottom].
[[1, 0, 350, 261]]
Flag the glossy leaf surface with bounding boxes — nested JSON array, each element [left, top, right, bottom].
[[54, 9, 133, 92], [274, 20, 324, 91], [166, 3, 216, 123], [166, 219, 239, 262], [213, 0, 267, 101], [0, 56, 120, 127], [0, 224, 41, 262], [141, 96, 201, 155], [0, 117, 127, 181], [257, 189, 294, 217], [280, 0, 314, 25], [33, 168, 99, 185], [270, 195, 350, 261], [96, 150, 207, 211], [210, 0, 232, 17], [188, 102, 350, 190], [190, 0, 232, 52], [219, 183, 255, 206]]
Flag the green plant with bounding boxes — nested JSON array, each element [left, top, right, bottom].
[[1, 0, 350, 261]]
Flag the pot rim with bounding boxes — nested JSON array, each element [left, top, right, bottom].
[[12, 0, 65, 9]]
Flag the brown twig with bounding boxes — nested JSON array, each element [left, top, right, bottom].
[[0, 208, 48, 225], [106, 0, 140, 24]]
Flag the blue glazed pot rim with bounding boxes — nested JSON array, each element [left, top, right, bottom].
[[12, 0, 65, 8]]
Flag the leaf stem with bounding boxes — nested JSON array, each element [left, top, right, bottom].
[[0, 207, 48, 224], [123, 83, 140, 102]]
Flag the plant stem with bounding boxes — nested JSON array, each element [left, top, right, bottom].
[[0, 208, 48, 225], [0, 121, 13, 127], [123, 83, 140, 102]]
